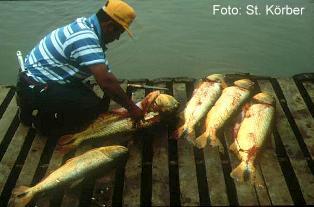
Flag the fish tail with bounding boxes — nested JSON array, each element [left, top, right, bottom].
[[230, 161, 255, 183], [195, 132, 209, 149], [8, 186, 34, 207], [209, 132, 224, 153]]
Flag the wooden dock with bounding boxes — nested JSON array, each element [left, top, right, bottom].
[[0, 73, 313, 206]]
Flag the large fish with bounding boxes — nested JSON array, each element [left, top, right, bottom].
[[173, 74, 226, 145], [57, 91, 180, 152], [229, 92, 275, 185], [9, 145, 128, 207], [195, 79, 254, 151]]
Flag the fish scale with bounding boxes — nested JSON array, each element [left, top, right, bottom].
[[175, 74, 226, 146], [195, 79, 254, 150], [57, 92, 180, 152], [229, 92, 275, 186], [8, 146, 128, 207]]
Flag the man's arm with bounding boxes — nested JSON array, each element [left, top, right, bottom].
[[89, 64, 144, 121]]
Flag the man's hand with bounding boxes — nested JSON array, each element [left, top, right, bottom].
[[90, 64, 145, 123], [128, 104, 144, 122]]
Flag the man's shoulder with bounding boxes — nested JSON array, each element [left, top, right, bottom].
[[68, 17, 97, 36]]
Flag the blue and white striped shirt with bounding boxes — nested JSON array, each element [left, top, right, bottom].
[[24, 15, 109, 84]]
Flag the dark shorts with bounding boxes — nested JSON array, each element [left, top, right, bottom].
[[16, 74, 110, 136]]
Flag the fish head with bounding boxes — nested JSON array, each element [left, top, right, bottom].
[[98, 145, 128, 160], [234, 79, 255, 90], [151, 94, 180, 115], [252, 92, 275, 105], [205, 74, 227, 88]]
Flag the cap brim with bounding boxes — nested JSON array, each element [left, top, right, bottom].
[[123, 26, 134, 38]]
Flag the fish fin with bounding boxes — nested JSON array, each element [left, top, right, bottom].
[[207, 129, 225, 153], [171, 125, 185, 140], [230, 161, 255, 183], [70, 178, 85, 189], [229, 142, 242, 160], [221, 80, 228, 89], [56, 142, 77, 154], [210, 138, 225, 153], [58, 134, 76, 146], [111, 108, 128, 114], [229, 142, 237, 153], [185, 128, 196, 144], [195, 132, 209, 149], [8, 186, 33, 207], [111, 110, 129, 118], [175, 111, 185, 127]]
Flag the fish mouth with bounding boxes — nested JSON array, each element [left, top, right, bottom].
[[234, 79, 255, 90], [205, 74, 225, 82], [252, 92, 275, 105], [204, 74, 227, 88]]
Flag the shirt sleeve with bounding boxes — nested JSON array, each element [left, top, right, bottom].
[[64, 30, 109, 68]]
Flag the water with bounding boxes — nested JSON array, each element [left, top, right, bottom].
[[0, 0, 313, 85]]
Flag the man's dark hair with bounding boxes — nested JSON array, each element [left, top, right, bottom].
[[96, 8, 111, 23]]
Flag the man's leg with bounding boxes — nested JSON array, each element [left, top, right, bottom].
[[35, 82, 108, 136], [16, 79, 37, 126]]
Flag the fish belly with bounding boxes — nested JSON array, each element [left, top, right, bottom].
[[206, 86, 250, 130], [184, 82, 222, 127], [34, 150, 110, 194], [235, 104, 275, 161]]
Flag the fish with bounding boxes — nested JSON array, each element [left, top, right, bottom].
[[8, 145, 128, 207], [173, 74, 226, 145], [194, 79, 255, 151], [229, 92, 275, 186], [57, 91, 180, 152]]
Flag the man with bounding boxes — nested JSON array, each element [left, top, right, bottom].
[[16, 0, 144, 136]]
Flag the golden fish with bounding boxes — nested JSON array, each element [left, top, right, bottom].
[[57, 91, 180, 152], [9, 146, 128, 207], [229, 92, 275, 185], [195, 79, 254, 151], [173, 74, 226, 145]]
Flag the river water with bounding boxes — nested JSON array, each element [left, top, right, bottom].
[[0, 0, 313, 85]]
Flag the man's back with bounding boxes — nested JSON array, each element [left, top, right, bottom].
[[24, 15, 108, 84]]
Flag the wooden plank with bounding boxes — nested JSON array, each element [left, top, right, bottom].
[[151, 82, 170, 206], [91, 170, 116, 207], [259, 79, 314, 204], [91, 80, 129, 207], [256, 81, 294, 205], [303, 81, 314, 102], [173, 82, 199, 206], [0, 86, 10, 105], [60, 145, 93, 207], [203, 146, 229, 206], [15, 133, 48, 186], [278, 78, 314, 160], [224, 125, 269, 206], [258, 135, 293, 205], [0, 124, 29, 194], [0, 95, 18, 144], [35, 80, 131, 207], [122, 87, 145, 206]]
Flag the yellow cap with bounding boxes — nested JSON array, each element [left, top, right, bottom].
[[103, 0, 136, 38]]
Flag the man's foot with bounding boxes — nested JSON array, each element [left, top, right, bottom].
[[18, 107, 33, 127]]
